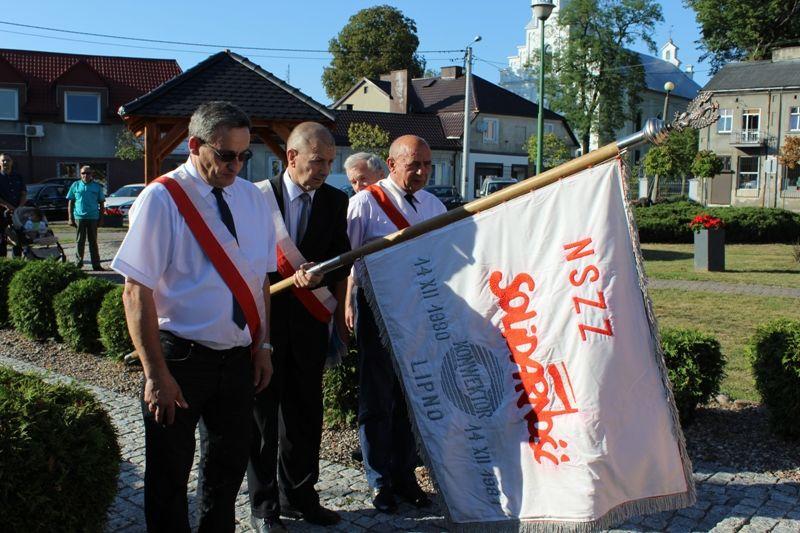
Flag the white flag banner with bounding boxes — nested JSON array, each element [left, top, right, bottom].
[[359, 160, 694, 531]]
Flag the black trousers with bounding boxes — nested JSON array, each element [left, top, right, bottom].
[[143, 331, 253, 533], [247, 310, 328, 519], [356, 291, 418, 490], [0, 212, 20, 257], [75, 218, 101, 268]]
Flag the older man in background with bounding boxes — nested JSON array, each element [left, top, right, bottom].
[[347, 135, 445, 513]]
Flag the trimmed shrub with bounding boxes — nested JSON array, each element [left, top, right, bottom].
[[748, 319, 800, 440], [54, 277, 116, 353], [0, 366, 120, 531], [322, 344, 359, 429], [0, 258, 26, 327], [660, 327, 725, 425], [8, 260, 85, 340], [634, 201, 800, 243], [97, 286, 133, 359]]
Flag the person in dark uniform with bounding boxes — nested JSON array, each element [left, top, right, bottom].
[[0, 154, 27, 257], [248, 122, 350, 533]]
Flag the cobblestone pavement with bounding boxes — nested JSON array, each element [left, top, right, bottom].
[[3, 354, 799, 532]]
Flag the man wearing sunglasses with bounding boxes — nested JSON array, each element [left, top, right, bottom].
[[112, 101, 276, 532], [67, 165, 105, 270], [248, 122, 350, 532]]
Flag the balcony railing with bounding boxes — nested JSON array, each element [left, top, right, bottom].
[[730, 130, 767, 146]]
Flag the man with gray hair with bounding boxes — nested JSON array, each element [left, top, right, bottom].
[[248, 121, 350, 531], [347, 135, 445, 513], [344, 151, 385, 193], [112, 101, 276, 532]]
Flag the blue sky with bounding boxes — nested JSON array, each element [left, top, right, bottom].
[[0, 1, 710, 105]]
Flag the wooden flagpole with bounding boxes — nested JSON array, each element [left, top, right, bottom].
[[272, 94, 719, 296]]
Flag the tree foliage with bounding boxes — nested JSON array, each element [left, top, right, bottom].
[[347, 122, 391, 160], [778, 135, 800, 169], [115, 129, 143, 161], [691, 150, 724, 179], [543, 0, 662, 153], [322, 5, 425, 101], [524, 133, 571, 170], [643, 128, 699, 178], [685, 0, 800, 72]]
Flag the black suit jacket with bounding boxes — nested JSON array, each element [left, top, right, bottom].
[[267, 175, 350, 335]]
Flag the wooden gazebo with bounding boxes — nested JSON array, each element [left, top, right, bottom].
[[118, 50, 335, 182]]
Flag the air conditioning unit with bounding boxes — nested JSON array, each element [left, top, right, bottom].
[[24, 124, 44, 138]]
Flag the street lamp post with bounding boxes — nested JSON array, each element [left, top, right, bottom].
[[532, 1, 555, 175], [460, 35, 481, 200], [662, 81, 675, 121]]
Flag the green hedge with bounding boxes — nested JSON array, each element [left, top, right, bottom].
[[748, 319, 800, 440], [54, 278, 116, 353], [660, 327, 725, 425], [97, 286, 133, 359], [8, 260, 85, 340], [634, 201, 800, 243], [322, 345, 359, 429], [0, 259, 26, 327], [0, 366, 120, 531]]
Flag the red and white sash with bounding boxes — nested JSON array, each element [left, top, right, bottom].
[[154, 167, 266, 350], [365, 183, 410, 230], [257, 180, 337, 323]]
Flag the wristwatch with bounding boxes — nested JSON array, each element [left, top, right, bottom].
[[260, 342, 274, 352]]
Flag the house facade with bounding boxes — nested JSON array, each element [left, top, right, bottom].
[[0, 48, 181, 191], [698, 46, 800, 212], [332, 66, 578, 199], [499, 1, 700, 153]]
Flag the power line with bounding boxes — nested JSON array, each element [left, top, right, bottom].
[[0, 20, 463, 55]]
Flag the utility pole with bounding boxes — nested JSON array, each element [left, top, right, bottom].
[[460, 36, 481, 200]]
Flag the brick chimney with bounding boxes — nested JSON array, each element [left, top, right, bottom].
[[388, 69, 409, 114], [440, 66, 464, 79]]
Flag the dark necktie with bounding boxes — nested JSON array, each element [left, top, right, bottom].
[[404, 193, 418, 212], [296, 192, 311, 242], [211, 187, 246, 330]]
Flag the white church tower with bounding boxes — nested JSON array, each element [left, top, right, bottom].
[[500, 0, 571, 102]]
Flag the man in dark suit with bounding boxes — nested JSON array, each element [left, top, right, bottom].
[[248, 122, 350, 532]]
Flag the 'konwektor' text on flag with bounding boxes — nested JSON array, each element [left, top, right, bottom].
[[358, 160, 694, 531]]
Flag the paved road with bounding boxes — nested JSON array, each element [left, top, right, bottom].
[[3, 355, 799, 532]]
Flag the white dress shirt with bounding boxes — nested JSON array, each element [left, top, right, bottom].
[[281, 170, 317, 243], [347, 177, 446, 286], [111, 159, 277, 350]]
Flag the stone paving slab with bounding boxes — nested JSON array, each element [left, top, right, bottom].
[[3, 356, 800, 532]]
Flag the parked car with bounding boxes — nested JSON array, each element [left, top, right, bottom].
[[105, 184, 145, 221], [37, 177, 78, 188], [478, 178, 518, 197], [24, 184, 69, 220], [424, 185, 464, 210]]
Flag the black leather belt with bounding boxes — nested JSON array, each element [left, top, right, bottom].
[[159, 330, 249, 358]]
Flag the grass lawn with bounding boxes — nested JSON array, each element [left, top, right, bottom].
[[650, 288, 799, 402], [642, 243, 800, 288]]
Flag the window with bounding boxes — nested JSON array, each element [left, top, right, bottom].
[[741, 108, 760, 140], [0, 88, 18, 120], [784, 165, 800, 191], [64, 92, 101, 123], [482, 118, 499, 144], [737, 156, 759, 190], [720, 156, 732, 172], [717, 108, 732, 133], [790, 107, 800, 131], [544, 123, 555, 134], [268, 157, 283, 178]]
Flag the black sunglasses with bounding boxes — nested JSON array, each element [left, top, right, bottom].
[[204, 143, 253, 163]]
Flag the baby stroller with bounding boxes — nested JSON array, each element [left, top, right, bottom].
[[5, 206, 66, 261]]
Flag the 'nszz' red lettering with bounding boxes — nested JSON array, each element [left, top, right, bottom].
[[572, 291, 607, 314]]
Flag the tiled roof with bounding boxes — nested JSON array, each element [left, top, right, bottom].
[[120, 51, 334, 122], [0, 48, 181, 117], [635, 52, 701, 100], [409, 74, 567, 121], [331, 109, 460, 150], [703, 59, 800, 91]]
